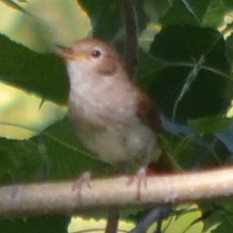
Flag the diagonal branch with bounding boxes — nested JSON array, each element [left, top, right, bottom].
[[0, 167, 233, 219]]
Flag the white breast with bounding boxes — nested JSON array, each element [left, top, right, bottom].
[[67, 59, 157, 164]]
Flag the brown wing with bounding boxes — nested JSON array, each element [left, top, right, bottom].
[[135, 88, 175, 174], [135, 88, 163, 134]]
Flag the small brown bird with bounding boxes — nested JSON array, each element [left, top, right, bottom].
[[57, 39, 172, 173], [57, 38, 173, 233]]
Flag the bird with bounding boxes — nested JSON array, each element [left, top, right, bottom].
[[56, 38, 173, 233], [56, 38, 172, 174]]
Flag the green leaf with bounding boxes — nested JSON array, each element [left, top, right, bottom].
[[78, 0, 124, 44], [223, 0, 233, 8], [161, 0, 212, 26], [0, 0, 29, 15], [148, 25, 233, 122], [0, 34, 68, 104], [161, 133, 207, 170], [78, 0, 148, 53], [226, 33, 233, 70], [202, 0, 229, 28], [162, 132, 229, 170], [0, 117, 105, 185], [217, 129, 233, 153], [0, 216, 69, 233], [143, 0, 173, 21], [172, 56, 205, 121], [188, 117, 232, 134], [201, 202, 233, 233], [137, 49, 166, 82]]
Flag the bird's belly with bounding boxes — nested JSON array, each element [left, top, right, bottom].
[[78, 122, 157, 164]]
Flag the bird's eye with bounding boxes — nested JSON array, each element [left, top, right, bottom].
[[91, 49, 101, 58]]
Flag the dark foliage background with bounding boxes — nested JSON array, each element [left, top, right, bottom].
[[1, 0, 233, 232]]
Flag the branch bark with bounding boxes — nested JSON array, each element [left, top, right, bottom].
[[122, 0, 138, 77], [1, 167, 233, 218]]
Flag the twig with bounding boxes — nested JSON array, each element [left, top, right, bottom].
[[129, 205, 172, 233], [105, 209, 120, 233]]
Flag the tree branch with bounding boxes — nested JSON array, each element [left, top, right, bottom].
[[122, 0, 138, 77], [1, 167, 233, 218]]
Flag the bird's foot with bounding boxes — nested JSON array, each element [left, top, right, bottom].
[[128, 167, 147, 200], [72, 171, 92, 202]]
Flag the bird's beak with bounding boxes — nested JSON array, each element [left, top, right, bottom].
[[55, 45, 87, 60]]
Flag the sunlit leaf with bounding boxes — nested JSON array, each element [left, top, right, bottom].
[[0, 0, 29, 14]]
